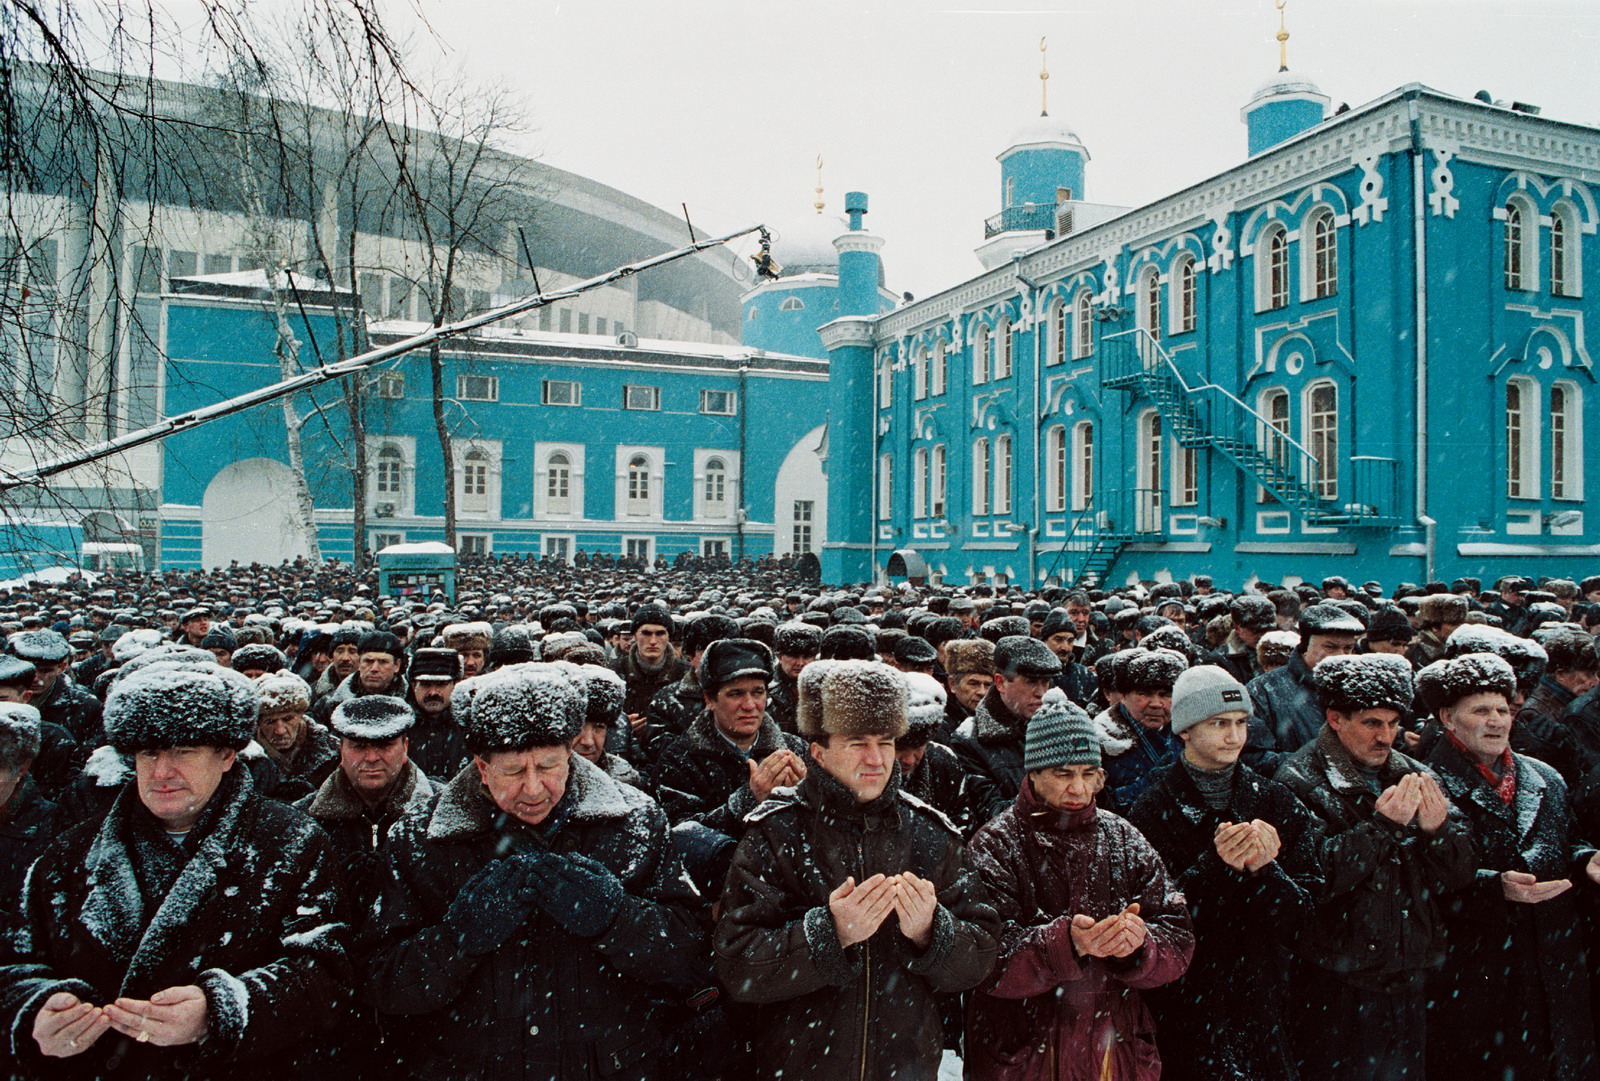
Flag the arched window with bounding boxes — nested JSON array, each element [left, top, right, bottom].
[[878, 355, 892, 406], [931, 339, 947, 396], [1045, 425, 1067, 512], [912, 447, 928, 519], [1258, 224, 1289, 311], [1551, 203, 1581, 297], [997, 315, 1018, 379], [779, 296, 805, 311], [1173, 442, 1199, 507], [878, 454, 893, 518], [931, 443, 947, 518], [1256, 387, 1290, 504], [1174, 256, 1197, 334], [1072, 421, 1094, 510], [1551, 382, 1583, 500], [1138, 267, 1162, 339], [546, 451, 571, 515], [972, 323, 990, 385], [375, 444, 403, 495], [1073, 289, 1093, 359], [1505, 198, 1536, 291], [1136, 411, 1163, 532], [994, 434, 1013, 515], [626, 454, 651, 513], [913, 348, 928, 400], [460, 447, 490, 514], [1506, 377, 1537, 498], [1049, 299, 1068, 365], [704, 457, 728, 514], [1305, 381, 1339, 500], [972, 437, 990, 516], [1310, 210, 1338, 298]]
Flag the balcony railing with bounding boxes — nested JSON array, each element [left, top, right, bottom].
[[983, 203, 1059, 239]]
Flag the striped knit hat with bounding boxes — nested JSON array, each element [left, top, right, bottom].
[[1024, 692, 1100, 770]]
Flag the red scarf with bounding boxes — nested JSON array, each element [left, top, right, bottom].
[[1446, 731, 1516, 805]]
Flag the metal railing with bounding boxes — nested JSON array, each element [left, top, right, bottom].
[[984, 203, 1059, 239]]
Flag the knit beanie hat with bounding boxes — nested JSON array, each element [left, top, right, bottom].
[[1169, 665, 1252, 735], [1023, 692, 1099, 770]]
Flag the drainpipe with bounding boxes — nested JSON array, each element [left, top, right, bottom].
[[1409, 98, 1433, 580], [737, 362, 748, 561], [870, 347, 880, 588], [1016, 256, 1044, 588]]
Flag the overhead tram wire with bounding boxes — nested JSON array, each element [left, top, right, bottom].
[[0, 224, 777, 493]]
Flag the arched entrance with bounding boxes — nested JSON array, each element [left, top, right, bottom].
[[201, 458, 313, 569]]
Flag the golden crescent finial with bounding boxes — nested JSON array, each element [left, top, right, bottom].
[[814, 155, 825, 214], [1276, 0, 1290, 72], [1039, 36, 1050, 116]]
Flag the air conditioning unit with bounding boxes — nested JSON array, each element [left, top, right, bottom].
[[374, 502, 397, 518], [1055, 206, 1075, 236]]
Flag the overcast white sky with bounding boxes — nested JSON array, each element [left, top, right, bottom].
[[207, 1, 1600, 298]]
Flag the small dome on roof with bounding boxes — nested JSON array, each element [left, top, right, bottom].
[[1248, 69, 1327, 106], [1003, 113, 1086, 155], [769, 212, 849, 277]]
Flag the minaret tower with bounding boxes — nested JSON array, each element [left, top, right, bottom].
[[1242, 0, 1330, 156]]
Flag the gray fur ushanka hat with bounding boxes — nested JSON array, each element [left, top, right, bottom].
[[800, 660, 908, 742], [451, 661, 585, 754], [104, 657, 260, 752]]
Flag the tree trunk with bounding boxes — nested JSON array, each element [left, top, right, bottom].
[[430, 337, 456, 551]]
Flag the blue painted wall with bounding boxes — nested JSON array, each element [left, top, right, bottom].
[[1245, 96, 1326, 156]]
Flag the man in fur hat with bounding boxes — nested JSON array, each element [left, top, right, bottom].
[[440, 621, 492, 680], [1094, 647, 1187, 811], [368, 662, 700, 1078], [950, 635, 1062, 823], [0, 652, 353, 1080], [715, 659, 1000, 1081]]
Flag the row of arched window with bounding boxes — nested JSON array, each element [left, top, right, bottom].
[[1504, 197, 1583, 296], [1506, 377, 1584, 500]]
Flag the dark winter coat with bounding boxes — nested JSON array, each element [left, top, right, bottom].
[[310, 663, 345, 704], [0, 768, 354, 1081], [1204, 634, 1261, 685], [33, 675, 104, 760], [1564, 686, 1600, 776], [964, 783, 1194, 1081], [950, 688, 1029, 826], [52, 743, 305, 829], [366, 756, 701, 1081], [1425, 738, 1598, 1081], [294, 760, 442, 911], [767, 673, 799, 735], [902, 740, 977, 837], [405, 703, 471, 782], [1126, 760, 1322, 1081], [611, 647, 687, 721], [1513, 676, 1588, 783], [1244, 653, 1324, 775], [1092, 704, 1181, 812], [1052, 662, 1099, 710], [652, 711, 806, 837], [0, 778, 56, 929], [27, 719, 80, 802], [1273, 726, 1475, 991], [642, 670, 705, 752], [311, 672, 407, 727], [1405, 629, 1448, 670], [596, 752, 651, 795], [713, 766, 1001, 1081], [261, 719, 340, 790]]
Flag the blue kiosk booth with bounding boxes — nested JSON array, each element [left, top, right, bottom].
[[376, 541, 457, 604]]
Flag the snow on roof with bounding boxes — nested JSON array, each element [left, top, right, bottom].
[[170, 268, 354, 293], [377, 541, 454, 556], [366, 320, 821, 366]]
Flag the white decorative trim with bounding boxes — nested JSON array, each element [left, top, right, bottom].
[[833, 231, 885, 255], [1207, 213, 1235, 273], [1428, 144, 1460, 218], [818, 317, 876, 350], [1351, 148, 1389, 226]]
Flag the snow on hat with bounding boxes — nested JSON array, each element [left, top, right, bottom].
[[1024, 692, 1099, 771], [111, 627, 167, 663], [1313, 653, 1414, 716], [684, 614, 739, 656], [111, 643, 218, 685], [1531, 624, 1599, 673], [796, 659, 842, 739], [5, 629, 70, 663], [0, 655, 35, 687], [943, 638, 996, 677], [700, 638, 775, 695], [921, 617, 967, 648], [1365, 607, 1415, 643], [902, 671, 947, 745], [255, 671, 312, 713], [231, 643, 287, 674], [979, 616, 1031, 643], [105, 659, 260, 752], [819, 624, 876, 661], [1419, 594, 1468, 628], [1416, 652, 1517, 714], [1229, 595, 1278, 633], [1296, 603, 1365, 640], [1169, 666, 1252, 735], [410, 647, 463, 682], [330, 694, 415, 741], [452, 662, 585, 753], [808, 660, 908, 741], [1444, 625, 1547, 697], [994, 636, 1063, 679], [1125, 648, 1188, 692], [330, 625, 363, 648], [1038, 608, 1076, 641], [0, 702, 42, 763], [1141, 625, 1200, 664], [774, 621, 822, 656], [893, 635, 938, 667], [442, 621, 493, 652], [571, 663, 626, 728], [200, 626, 236, 651], [356, 631, 405, 660]]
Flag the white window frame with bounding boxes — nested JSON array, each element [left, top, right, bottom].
[[972, 437, 990, 516], [700, 388, 737, 416], [1136, 410, 1163, 532], [457, 533, 492, 556], [701, 537, 730, 558], [1256, 223, 1290, 312], [930, 443, 947, 518], [1551, 201, 1582, 298], [1138, 267, 1162, 339], [624, 384, 660, 411], [792, 499, 816, 554], [1071, 420, 1094, 511], [535, 441, 586, 520], [1073, 289, 1093, 359], [1504, 196, 1537, 292], [1173, 256, 1197, 334], [1506, 376, 1539, 499], [972, 324, 990, 385], [370, 531, 404, 551], [995, 317, 1014, 380], [693, 449, 741, 521], [543, 378, 581, 406], [779, 296, 805, 311], [912, 446, 929, 519], [454, 440, 502, 519], [366, 435, 416, 517], [616, 445, 665, 520], [1551, 380, 1583, 501], [878, 453, 894, 519], [1256, 387, 1290, 505], [994, 433, 1013, 515], [543, 534, 575, 564], [931, 339, 947, 396], [878, 356, 893, 407], [623, 536, 655, 564], [1304, 380, 1339, 501], [371, 371, 405, 399], [1305, 209, 1338, 300], [1172, 439, 1199, 507], [1048, 298, 1068, 365], [913, 348, 928, 400], [456, 373, 499, 402], [1046, 425, 1067, 512]]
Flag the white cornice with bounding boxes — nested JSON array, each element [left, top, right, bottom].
[[818, 317, 876, 350], [834, 232, 885, 255]]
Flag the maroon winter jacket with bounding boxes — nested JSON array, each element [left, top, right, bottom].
[[965, 781, 1194, 1081]]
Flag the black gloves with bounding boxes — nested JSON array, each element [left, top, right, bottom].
[[446, 853, 544, 956], [535, 853, 625, 938]]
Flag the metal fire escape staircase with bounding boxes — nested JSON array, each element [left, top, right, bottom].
[[1053, 329, 1397, 585]]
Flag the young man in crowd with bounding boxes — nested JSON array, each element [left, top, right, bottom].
[[1246, 603, 1366, 774], [951, 635, 1063, 823], [715, 659, 1000, 1080]]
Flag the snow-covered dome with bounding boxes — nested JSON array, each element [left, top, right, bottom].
[[769, 212, 849, 276], [1002, 113, 1086, 155], [1248, 69, 1327, 106]]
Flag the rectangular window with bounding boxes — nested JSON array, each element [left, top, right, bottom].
[[1074, 294, 1093, 359], [578, 312, 590, 334], [470, 289, 491, 313], [596, 317, 608, 335], [544, 536, 571, 562], [994, 435, 1013, 515], [702, 538, 728, 558], [132, 246, 164, 294], [624, 385, 660, 410], [1177, 260, 1197, 333], [168, 250, 197, 278], [931, 341, 947, 395], [1307, 383, 1339, 500], [538, 306, 552, 331], [387, 277, 411, 320], [543, 379, 580, 406], [792, 500, 815, 554], [359, 272, 384, 311], [1551, 385, 1570, 499], [912, 447, 928, 519], [457, 374, 499, 402], [559, 308, 572, 333], [1046, 427, 1067, 512], [931, 444, 947, 518], [371, 532, 403, 551], [203, 253, 233, 276], [700, 389, 735, 415], [913, 351, 928, 400], [458, 534, 489, 556], [1173, 444, 1199, 507], [624, 537, 653, 563], [1507, 381, 1531, 498], [879, 454, 893, 519], [371, 372, 405, 399], [1073, 423, 1094, 511]]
